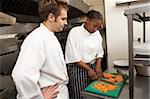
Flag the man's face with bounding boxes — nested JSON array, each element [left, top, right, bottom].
[[86, 19, 103, 33], [54, 8, 68, 32]]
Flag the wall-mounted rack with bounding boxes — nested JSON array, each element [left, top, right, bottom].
[[116, 0, 139, 6]]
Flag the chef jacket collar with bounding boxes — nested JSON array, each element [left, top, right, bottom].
[[81, 24, 97, 37], [40, 23, 54, 35]]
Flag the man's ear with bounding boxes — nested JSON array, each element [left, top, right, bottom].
[[48, 13, 55, 22]]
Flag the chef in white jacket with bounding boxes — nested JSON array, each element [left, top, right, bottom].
[[65, 10, 104, 99], [12, 0, 69, 99]]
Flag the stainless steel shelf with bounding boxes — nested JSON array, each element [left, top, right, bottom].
[[124, 6, 150, 99], [134, 58, 150, 65]]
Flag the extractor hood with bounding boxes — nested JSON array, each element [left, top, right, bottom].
[[0, 12, 16, 25], [0, 0, 89, 23], [68, 0, 89, 13]]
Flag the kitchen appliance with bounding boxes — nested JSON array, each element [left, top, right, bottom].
[[0, 37, 19, 74], [134, 43, 150, 76], [0, 35, 20, 99]]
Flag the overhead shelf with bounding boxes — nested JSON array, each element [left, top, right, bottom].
[[116, 0, 150, 6], [124, 6, 150, 15], [124, 13, 150, 22], [125, 6, 150, 42], [68, 0, 89, 13], [0, 0, 89, 23], [116, 0, 139, 6], [0, 12, 16, 25]]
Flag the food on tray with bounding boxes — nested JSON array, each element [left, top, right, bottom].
[[102, 73, 123, 83], [108, 78, 116, 83], [103, 73, 114, 79], [94, 81, 117, 92], [115, 75, 123, 83]]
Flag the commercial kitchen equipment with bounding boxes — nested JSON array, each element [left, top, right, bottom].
[[134, 43, 150, 76], [124, 6, 150, 99], [0, 1, 109, 99], [0, 0, 89, 23], [0, 12, 39, 99], [0, 36, 19, 99], [0, 12, 16, 25]]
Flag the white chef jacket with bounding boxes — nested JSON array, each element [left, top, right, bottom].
[[12, 23, 69, 99], [65, 24, 104, 64]]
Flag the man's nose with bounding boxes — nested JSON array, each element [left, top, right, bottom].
[[65, 20, 68, 25]]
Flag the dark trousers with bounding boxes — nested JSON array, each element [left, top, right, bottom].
[[67, 63, 95, 99]]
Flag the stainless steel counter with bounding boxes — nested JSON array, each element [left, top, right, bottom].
[[81, 75, 150, 99]]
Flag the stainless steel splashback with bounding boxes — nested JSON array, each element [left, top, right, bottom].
[[0, 38, 18, 55], [0, 38, 19, 75]]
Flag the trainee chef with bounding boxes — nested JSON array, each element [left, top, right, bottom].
[[65, 10, 104, 99]]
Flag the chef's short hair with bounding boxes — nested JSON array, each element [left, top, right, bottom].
[[38, 0, 68, 21], [86, 10, 103, 20]]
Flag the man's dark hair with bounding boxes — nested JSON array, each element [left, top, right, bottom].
[[38, 0, 68, 21], [86, 10, 103, 20]]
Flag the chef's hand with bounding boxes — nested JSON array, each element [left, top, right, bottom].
[[88, 69, 98, 80], [96, 67, 103, 75], [42, 84, 59, 99]]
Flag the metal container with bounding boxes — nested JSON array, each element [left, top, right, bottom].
[[134, 43, 150, 76], [135, 63, 150, 76], [113, 59, 129, 76]]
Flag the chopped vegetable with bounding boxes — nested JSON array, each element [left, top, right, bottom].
[[103, 73, 123, 83], [94, 82, 117, 92]]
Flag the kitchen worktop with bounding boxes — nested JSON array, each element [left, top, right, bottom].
[[81, 75, 150, 99]]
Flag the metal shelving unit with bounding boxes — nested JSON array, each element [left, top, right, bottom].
[[124, 6, 150, 99]]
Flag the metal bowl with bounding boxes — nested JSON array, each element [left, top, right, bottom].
[[135, 64, 150, 76]]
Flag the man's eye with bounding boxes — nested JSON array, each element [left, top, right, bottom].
[[62, 18, 67, 20]]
